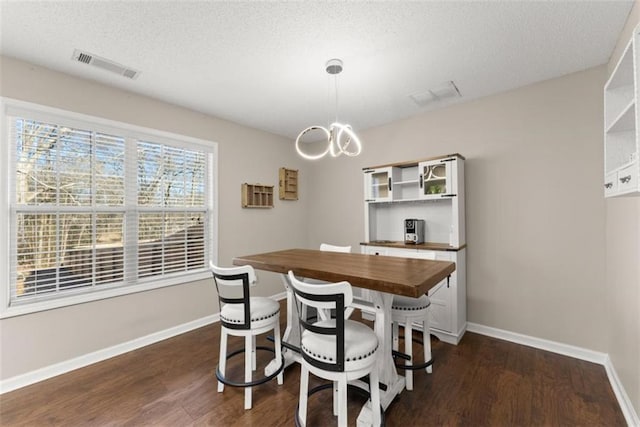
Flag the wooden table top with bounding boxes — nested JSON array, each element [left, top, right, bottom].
[[232, 248, 456, 298]]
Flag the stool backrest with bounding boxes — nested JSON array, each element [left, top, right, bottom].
[[287, 270, 353, 372], [320, 243, 351, 253], [210, 263, 256, 330]]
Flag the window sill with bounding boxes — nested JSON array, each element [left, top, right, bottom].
[[0, 270, 211, 319]]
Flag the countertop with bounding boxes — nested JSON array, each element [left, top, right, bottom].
[[361, 240, 467, 252]]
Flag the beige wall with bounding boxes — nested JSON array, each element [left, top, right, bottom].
[[606, 1, 640, 415], [308, 66, 609, 351], [0, 56, 310, 380]]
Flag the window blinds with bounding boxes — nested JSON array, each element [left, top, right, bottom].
[[8, 112, 214, 306]]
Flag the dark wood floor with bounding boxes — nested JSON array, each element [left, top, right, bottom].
[[0, 302, 626, 426]]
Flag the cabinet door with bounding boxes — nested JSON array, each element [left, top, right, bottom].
[[418, 158, 455, 199], [362, 245, 456, 335], [429, 251, 453, 332], [617, 162, 639, 194], [428, 280, 452, 332], [604, 171, 619, 196], [389, 248, 454, 334], [364, 166, 393, 202]]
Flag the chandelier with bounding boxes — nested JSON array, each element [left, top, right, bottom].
[[295, 59, 362, 160]]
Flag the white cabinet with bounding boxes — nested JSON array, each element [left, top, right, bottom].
[[361, 245, 466, 345], [419, 158, 456, 198], [364, 166, 394, 202], [604, 25, 640, 197], [364, 155, 462, 203], [361, 154, 466, 345], [363, 154, 465, 247]]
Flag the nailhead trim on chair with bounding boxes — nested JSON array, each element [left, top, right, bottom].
[[221, 310, 279, 324], [392, 305, 430, 311], [301, 343, 379, 362]]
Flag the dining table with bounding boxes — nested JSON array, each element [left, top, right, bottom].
[[232, 248, 455, 426]]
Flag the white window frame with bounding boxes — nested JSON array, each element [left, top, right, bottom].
[[0, 98, 218, 318]]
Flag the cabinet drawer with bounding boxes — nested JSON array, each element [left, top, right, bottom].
[[617, 163, 638, 193], [434, 251, 452, 262], [604, 171, 618, 196], [362, 246, 387, 256], [394, 249, 436, 260]]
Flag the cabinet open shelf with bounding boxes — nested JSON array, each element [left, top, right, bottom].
[[394, 179, 420, 185], [606, 100, 636, 134], [241, 183, 274, 208], [604, 25, 640, 197], [279, 168, 298, 201]]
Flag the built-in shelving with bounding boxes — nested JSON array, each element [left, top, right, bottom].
[[604, 25, 640, 197]]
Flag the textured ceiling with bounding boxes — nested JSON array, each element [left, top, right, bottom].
[[0, 1, 633, 139]]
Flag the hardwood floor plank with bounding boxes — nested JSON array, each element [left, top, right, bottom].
[[0, 303, 626, 426]]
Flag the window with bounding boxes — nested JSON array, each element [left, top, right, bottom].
[[1, 99, 217, 317]]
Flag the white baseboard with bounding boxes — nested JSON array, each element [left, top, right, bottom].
[[604, 354, 640, 427], [466, 322, 607, 363], [0, 313, 220, 394], [467, 322, 639, 426], [0, 290, 290, 395]]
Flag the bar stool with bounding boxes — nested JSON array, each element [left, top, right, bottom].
[[306, 243, 353, 321], [391, 294, 433, 391], [210, 263, 284, 409], [287, 271, 381, 427]]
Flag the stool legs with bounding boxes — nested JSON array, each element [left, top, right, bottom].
[[298, 364, 309, 426], [404, 322, 414, 391], [218, 329, 227, 392], [393, 315, 433, 391], [251, 335, 257, 371], [370, 368, 381, 426], [337, 377, 348, 427], [423, 320, 432, 374], [245, 335, 252, 409], [274, 322, 284, 385], [217, 323, 283, 410], [392, 321, 400, 353]]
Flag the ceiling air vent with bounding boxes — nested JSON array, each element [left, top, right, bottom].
[[72, 49, 140, 80], [410, 81, 461, 107]]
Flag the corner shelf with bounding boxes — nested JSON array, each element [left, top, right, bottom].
[[241, 183, 274, 208]]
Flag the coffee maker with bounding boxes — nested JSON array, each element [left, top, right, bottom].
[[404, 219, 425, 244]]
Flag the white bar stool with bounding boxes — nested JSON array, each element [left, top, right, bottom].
[[210, 263, 284, 409], [288, 271, 382, 427], [391, 294, 433, 391]]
